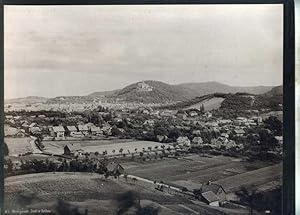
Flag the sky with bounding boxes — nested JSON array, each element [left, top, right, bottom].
[[4, 5, 283, 99]]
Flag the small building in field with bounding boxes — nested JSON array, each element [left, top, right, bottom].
[[63, 144, 83, 156], [106, 162, 125, 176], [201, 191, 220, 206], [200, 181, 226, 203]]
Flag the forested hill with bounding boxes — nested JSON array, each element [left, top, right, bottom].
[[160, 85, 282, 111]]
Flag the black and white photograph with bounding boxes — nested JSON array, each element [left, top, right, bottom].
[[4, 4, 284, 215]]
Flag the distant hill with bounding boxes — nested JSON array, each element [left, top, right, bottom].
[[5, 81, 279, 105], [263, 85, 283, 97], [88, 90, 120, 98], [177, 81, 273, 96], [5, 96, 48, 104], [46, 96, 95, 104], [162, 89, 283, 111], [105, 80, 195, 103], [104, 81, 275, 104]]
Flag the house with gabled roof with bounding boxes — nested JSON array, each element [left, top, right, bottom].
[[64, 144, 83, 156], [106, 162, 124, 176], [90, 126, 102, 136], [78, 124, 89, 136], [233, 129, 245, 137], [66, 126, 83, 137], [51, 126, 65, 139], [201, 191, 220, 206], [200, 181, 226, 203]]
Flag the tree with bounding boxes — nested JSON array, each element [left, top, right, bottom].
[[6, 159, 13, 174], [259, 129, 278, 151], [154, 126, 168, 136], [168, 128, 182, 141], [236, 185, 258, 215], [124, 174, 128, 182], [200, 104, 205, 113], [119, 148, 124, 155], [139, 152, 144, 159], [264, 116, 283, 136]]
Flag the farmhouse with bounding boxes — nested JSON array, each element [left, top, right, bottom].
[[90, 126, 102, 136], [63, 144, 83, 156], [66, 126, 78, 136], [106, 162, 125, 176], [78, 125, 89, 136], [200, 182, 226, 203], [50, 126, 65, 139], [233, 129, 245, 137], [201, 191, 220, 206]]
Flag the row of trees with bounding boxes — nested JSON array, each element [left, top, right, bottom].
[[4, 158, 108, 177]]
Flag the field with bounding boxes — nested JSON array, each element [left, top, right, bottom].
[[43, 139, 169, 155], [4, 172, 244, 215], [183, 97, 225, 111], [5, 137, 33, 156], [122, 155, 281, 194]]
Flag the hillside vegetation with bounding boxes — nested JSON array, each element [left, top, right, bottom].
[[5, 81, 276, 105], [162, 85, 282, 111]]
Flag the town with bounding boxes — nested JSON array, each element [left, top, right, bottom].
[[4, 93, 283, 215]]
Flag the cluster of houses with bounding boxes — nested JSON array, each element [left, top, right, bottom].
[[5, 113, 113, 140], [48, 123, 112, 140]]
